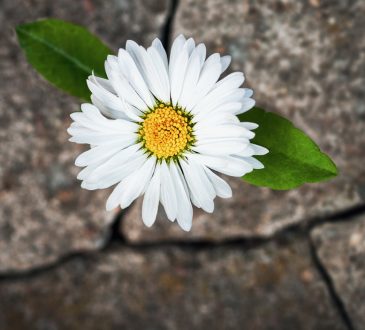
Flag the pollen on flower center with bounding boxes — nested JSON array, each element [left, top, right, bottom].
[[138, 102, 195, 159]]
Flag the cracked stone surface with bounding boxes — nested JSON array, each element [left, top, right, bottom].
[[121, 0, 365, 242], [0, 237, 346, 330], [311, 214, 365, 330], [0, 0, 169, 272]]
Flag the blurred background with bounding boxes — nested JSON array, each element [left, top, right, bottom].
[[0, 0, 364, 329]]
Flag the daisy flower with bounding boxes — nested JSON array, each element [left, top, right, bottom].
[[67, 35, 268, 231]]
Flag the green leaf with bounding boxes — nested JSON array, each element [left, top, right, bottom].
[[16, 19, 112, 100], [239, 107, 338, 190]]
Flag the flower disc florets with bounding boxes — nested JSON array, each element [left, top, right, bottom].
[[138, 102, 195, 160]]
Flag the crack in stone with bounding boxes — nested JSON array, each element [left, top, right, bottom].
[[308, 233, 355, 330], [161, 0, 180, 50], [307, 205, 365, 231], [1, 204, 365, 279], [111, 204, 365, 249], [107, 209, 127, 244], [0, 252, 95, 282]]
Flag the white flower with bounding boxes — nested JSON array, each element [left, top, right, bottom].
[[67, 35, 268, 231]]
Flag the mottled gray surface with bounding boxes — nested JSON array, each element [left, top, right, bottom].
[[0, 237, 346, 330], [311, 215, 365, 330], [0, 0, 169, 272], [122, 0, 365, 242]]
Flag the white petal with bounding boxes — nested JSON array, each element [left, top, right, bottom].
[[160, 161, 177, 221], [252, 144, 269, 155], [220, 55, 231, 73], [178, 47, 203, 107], [88, 144, 144, 181], [180, 158, 215, 213], [183, 38, 196, 56], [67, 124, 136, 143], [204, 167, 232, 198], [119, 156, 156, 208], [169, 34, 186, 75], [87, 79, 126, 117], [118, 48, 155, 108], [127, 41, 168, 102], [106, 181, 124, 211], [236, 98, 255, 114], [86, 154, 146, 189], [193, 91, 245, 119], [185, 61, 222, 110], [218, 156, 254, 177], [243, 88, 254, 98], [214, 72, 245, 90], [88, 75, 115, 93], [187, 153, 228, 169], [81, 181, 100, 190], [152, 38, 168, 70], [88, 76, 142, 122], [202, 53, 220, 68], [73, 104, 139, 132], [75, 141, 126, 167], [240, 122, 259, 130], [142, 164, 161, 227], [90, 95, 126, 120], [194, 113, 239, 130], [77, 159, 105, 181], [170, 49, 189, 106], [69, 132, 136, 146], [147, 46, 170, 101], [105, 62, 147, 111], [233, 145, 256, 157], [193, 140, 248, 156], [192, 74, 245, 116], [170, 163, 193, 231], [195, 124, 255, 140], [196, 43, 207, 66], [191, 153, 252, 177], [241, 156, 265, 169]]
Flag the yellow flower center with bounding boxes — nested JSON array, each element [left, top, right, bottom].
[[138, 103, 195, 159]]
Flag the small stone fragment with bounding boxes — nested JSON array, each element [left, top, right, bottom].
[[311, 214, 365, 329]]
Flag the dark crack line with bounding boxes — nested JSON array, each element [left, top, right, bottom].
[[0, 251, 96, 282], [1, 203, 365, 280], [107, 203, 365, 250], [161, 0, 180, 51], [107, 208, 127, 244], [119, 236, 270, 251], [308, 204, 365, 231], [308, 233, 355, 330], [0, 230, 305, 282]]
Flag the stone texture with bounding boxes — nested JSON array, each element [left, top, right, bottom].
[[311, 215, 365, 330], [0, 0, 170, 272], [122, 0, 365, 242], [0, 236, 346, 330]]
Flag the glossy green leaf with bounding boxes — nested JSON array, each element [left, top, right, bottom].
[[16, 19, 112, 100], [239, 107, 338, 189]]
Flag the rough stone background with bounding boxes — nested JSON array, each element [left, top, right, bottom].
[[0, 0, 364, 329], [122, 0, 365, 242], [311, 215, 365, 330]]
